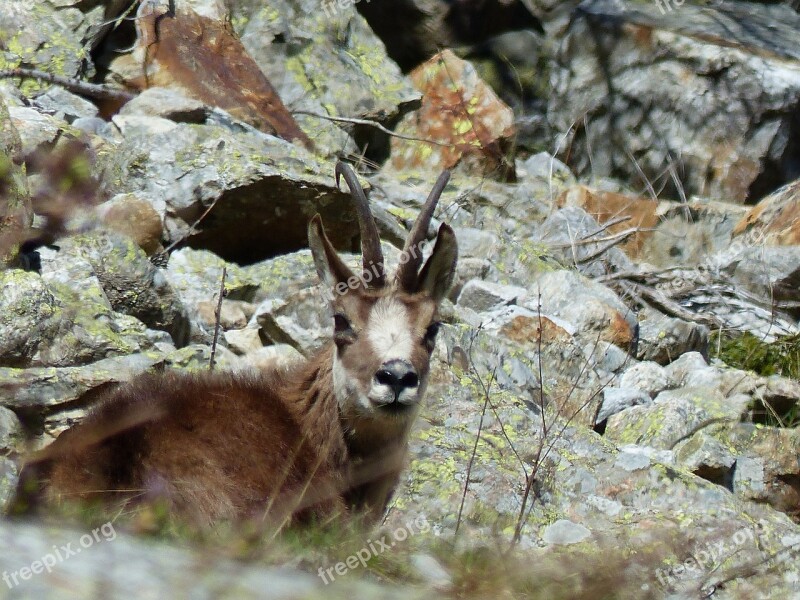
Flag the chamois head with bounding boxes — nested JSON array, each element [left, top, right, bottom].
[[308, 163, 457, 431]]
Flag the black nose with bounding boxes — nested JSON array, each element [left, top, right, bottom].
[[375, 360, 419, 399]]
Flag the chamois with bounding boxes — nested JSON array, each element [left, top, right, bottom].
[[11, 163, 457, 528]]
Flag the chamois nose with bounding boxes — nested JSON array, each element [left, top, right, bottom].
[[375, 360, 418, 398]]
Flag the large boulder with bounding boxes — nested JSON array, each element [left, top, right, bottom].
[[97, 120, 364, 264], [549, 0, 800, 203]]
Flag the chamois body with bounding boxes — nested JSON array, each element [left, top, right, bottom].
[[12, 163, 458, 527], [20, 348, 347, 526]]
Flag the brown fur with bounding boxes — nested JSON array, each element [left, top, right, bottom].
[[15, 350, 346, 527]]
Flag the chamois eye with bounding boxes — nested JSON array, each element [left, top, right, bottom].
[[423, 321, 441, 349], [333, 313, 356, 347], [333, 313, 353, 333]]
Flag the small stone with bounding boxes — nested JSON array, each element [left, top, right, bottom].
[[0, 405, 22, 454], [597, 387, 651, 423], [119, 86, 208, 123], [457, 280, 526, 312], [33, 87, 99, 120], [542, 519, 591, 545], [452, 228, 500, 259], [664, 352, 709, 388], [96, 193, 164, 256], [410, 553, 452, 590], [619, 361, 669, 397], [223, 327, 263, 355], [239, 344, 304, 371]]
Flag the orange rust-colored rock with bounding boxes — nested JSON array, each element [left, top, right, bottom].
[[97, 194, 163, 256], [500, 314, 573, 345], [557, 185, 660, 258], [389, 50, 515, 180], [124, 2, 311, 148], [733, 179, 800, 246], [607, 311, 636, 350]]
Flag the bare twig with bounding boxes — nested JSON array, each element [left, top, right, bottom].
[[456, 328, 494, 536], [291, 110, 451, 147], [0, 68, 135, 102], [512, 290, 547, 545], [209, 266, 227, 370], [578, 215, 633, 239], [573, 228, 641, 265], [626, 149, 658, 201], [163, 195, 222, 254]]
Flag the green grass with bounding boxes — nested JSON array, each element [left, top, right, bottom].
[[710, 330, 800, 427]]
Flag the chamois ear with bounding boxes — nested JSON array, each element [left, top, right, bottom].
[[308, 214, 358, 292], [416, 223, 458, 303]]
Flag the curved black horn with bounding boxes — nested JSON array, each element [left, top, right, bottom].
[[335, 162, 386, 288], [395, 170, 450, 292]]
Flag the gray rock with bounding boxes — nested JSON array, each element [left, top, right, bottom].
[[549, 0, 800, 203], [161, 344, 239, 373], [664, 352, 710, 388], [0, 456, 17, 510], [725, 245, 800, 312], [71, 116, 110, 136], [542, 519, 592, 545], [456, 280, 527, 313], [223, 327, 263, 356], [523, 269, 637, 351], [43, 232, 189, 346], [0, 405, 22, 455], [597, 386, 651, 423], [452, 228, 501, 259], [254, 288, 329, 355], [0, 2, 94, 83], [165, 248, 253, 344], [517, 152, 576, 188], [583, 340, 631, 375], [118, 87, 208, 122], [238, 344, 304, 371], [673, 427, 737, 485], [391, 360, 800, 597], [442, 313, 604, 427], [533, 206, 635, 276], [0, 353, 165, 441], [7, 106, 64, 157], [33, 87, 99, 121], [619, 361, 669, 398], [636, 309, 709, 365], [238, 0, 419, 157], [409, 553, 452, 590], [605, 386, 749, 450], [97, 122, 363, 264], [0, 519, 418, 600], [0, 270, 64, 367], [674, 420, 800, 516], [451, 258, 492, 301]]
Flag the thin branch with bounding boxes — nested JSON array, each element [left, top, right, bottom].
[[548, 226, 640, 251], [292, 110, 451, 147], [0, 68, 135, 102], [163, 195, 222, 253], [455, 328, 493, 536], [573, 228, 640, 265], [512, 289, 548, 545], [578, 215, 633, 240], [209, 266, 227, 370], [626, 149, 658, 201]]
